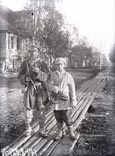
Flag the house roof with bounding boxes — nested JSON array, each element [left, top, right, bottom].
[[0, 5, 18, 33], [14, 10, 32, 18], [0, 16, 18, 33], [0, 5, 32, 37], [0, 5, 14, 22]]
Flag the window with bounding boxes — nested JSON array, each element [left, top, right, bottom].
[[11, 36, 14, 49], [8, 36, 10, 49], [17, 37, 20, 50]]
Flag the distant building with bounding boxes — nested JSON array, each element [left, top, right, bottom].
[[0, 6, 30, 72]]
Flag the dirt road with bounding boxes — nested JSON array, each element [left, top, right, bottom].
[[71, 65, 115, 156]]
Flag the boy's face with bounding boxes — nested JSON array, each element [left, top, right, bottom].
[[56, 62, 64, 71]]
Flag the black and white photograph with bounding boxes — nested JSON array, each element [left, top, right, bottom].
[[0, 0, 115, 155]]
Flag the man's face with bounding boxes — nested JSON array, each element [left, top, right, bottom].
[[29, 48, 39, 60], [56, 62, 64, 71]]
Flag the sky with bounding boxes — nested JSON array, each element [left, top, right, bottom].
[[1, 0, 115, 55], [59, 0, 115, 55]]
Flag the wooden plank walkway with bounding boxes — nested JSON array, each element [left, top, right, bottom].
[[1, 74, 106, 156]]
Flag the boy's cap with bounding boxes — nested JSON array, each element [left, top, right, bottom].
[[55, 57, 66, 64]]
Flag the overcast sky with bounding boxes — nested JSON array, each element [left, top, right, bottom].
[[1, 0, 115, 55]]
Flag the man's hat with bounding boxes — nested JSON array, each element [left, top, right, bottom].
[[28, 45, 40, 53]]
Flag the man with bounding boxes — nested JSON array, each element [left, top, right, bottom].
[[48, 57, 77, 140], [18, 45, 50, 137]]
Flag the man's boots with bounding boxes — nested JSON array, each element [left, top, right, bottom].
[[67, 125, 77, 140], [25, 110, 33, 137], [25, 124, 32, 137], [39, 110, 48, 138], [54, 122, 63, 140], [39, 126, 48, 138]]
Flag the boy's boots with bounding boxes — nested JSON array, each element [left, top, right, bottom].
[[67, 125, 77, 140], [54, 122, 63, 140]]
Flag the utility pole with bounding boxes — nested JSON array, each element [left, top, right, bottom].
[[31, 0, 41, 45], [99, 32, 102, 69], [32, 1, 37, 45]]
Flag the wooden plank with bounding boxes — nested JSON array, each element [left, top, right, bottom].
[[74, 94, 96, 129], [1, 111, 53, 154], [23, 88, 96, 155], [44, 140, 61, 156], [38, 140, 55, 156], [1, 76, 106, 156], [49, 135, 80, 156], [34, 77, 106, 155]]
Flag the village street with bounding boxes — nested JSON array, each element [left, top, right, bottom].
[[0, 1, 114, 155], [0, 65, 115, 156]]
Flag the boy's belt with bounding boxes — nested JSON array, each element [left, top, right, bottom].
[[50, 92, 69, 102]]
